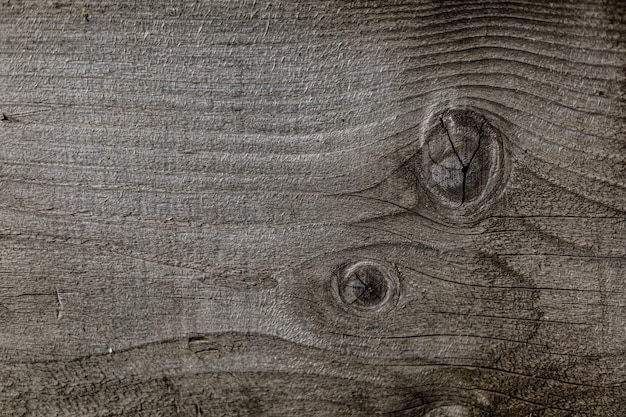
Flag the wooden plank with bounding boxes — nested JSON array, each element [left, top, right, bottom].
[[0, 0, 624, 415]]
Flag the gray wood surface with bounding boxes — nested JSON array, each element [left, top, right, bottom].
[[0, 1, 625, 415]]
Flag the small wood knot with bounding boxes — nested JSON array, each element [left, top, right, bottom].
[[419, 107, 506, 210], [331, 260, 399, 314]]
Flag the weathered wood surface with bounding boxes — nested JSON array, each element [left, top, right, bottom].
[[0, 1, 625, 415]]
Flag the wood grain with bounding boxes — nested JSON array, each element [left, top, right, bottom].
[[0, 0, 625, 415]]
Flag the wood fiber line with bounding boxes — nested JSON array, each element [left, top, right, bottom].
[[0, 0, 625, 415], [2, 333, 626, 416]]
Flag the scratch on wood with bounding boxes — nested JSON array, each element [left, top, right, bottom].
[[55, 287, 63, 320]]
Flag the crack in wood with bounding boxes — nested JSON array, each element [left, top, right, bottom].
[[440, 114, 486, 206]]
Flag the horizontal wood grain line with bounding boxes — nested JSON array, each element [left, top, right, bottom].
[[0, 331, 615, 386], [1, 28, 620, 62], [0, 69, 615, 117], [4, 4, 617, 42], [341, 0, 619, 19]]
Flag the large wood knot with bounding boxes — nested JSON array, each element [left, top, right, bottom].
[[418, 107, 506, 212]]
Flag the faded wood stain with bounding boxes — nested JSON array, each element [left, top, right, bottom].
[[0, 1, 625, 416]]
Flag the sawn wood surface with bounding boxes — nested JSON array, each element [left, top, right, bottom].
[[0, 1, 625, 416]]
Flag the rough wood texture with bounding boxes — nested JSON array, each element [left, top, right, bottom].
[[1, 1, 625, 415]]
